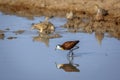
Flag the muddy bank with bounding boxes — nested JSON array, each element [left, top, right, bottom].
[[0, 0, 120, 17], [0, 0, 120, 39]]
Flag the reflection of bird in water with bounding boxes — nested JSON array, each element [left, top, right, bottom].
[[94, 4, 108, 21], [55, 56, 80, 72], [66, 11, 74, 20], [33, 33, 49, 46], [31, 17, 55, 34], [33, 33, 62, 47], [55, 40, 79, 56], [95, 31, 104, 45]]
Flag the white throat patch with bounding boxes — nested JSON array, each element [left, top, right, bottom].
[[56, 45, 63, 50]]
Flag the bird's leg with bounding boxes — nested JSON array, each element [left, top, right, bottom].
[[67, 51, 71, 57], [67, 55, 74, 64], [71, 46, 79, 52], [74, 46, 79, 50], [68, 46, 79, 56], [68, 46, 79, 57], [68, 50, 74, 57], [70, 51, 74, 57]]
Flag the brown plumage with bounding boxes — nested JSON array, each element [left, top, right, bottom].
[[56, 40, 79, 51], [60, 40, 79, 50], [31, 22, 55, 34], [31, 17, 55, 34], [56, 40, 79, 56]]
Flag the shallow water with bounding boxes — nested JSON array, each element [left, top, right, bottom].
[[0, 12, 120, 80]]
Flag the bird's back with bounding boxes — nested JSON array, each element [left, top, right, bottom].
[[61, 40, 79, 50]]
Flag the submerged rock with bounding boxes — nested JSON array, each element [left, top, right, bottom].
[[13, 30, 25, 35], [5, 28, 10, 31], [0, 33, 5, 40], [7, 36, 17, 40]]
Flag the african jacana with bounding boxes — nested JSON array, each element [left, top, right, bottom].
[[55, 40, 79, 56]]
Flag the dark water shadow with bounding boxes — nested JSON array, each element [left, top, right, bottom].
[[75, 52, 109, 57], [73, 52, 93, 57]]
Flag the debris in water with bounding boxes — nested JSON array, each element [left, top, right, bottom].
[[13, 30, 25, 35]]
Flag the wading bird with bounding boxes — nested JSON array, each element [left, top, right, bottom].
[[94, 4, 108, 21], [31, 16, 55, 34], [55, 40, 79, 56], [66, 11, 74, 20]]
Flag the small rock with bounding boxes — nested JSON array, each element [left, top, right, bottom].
[[7, 36, 17, 40], [5, 28, 10, 30], [13, 30, 25, 35], [0, 33, 5, 40]]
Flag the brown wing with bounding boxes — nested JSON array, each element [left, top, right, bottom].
[[61, 40, 79, 50]]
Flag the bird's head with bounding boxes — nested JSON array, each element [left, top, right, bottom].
[[55, 44, 64, 50]]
